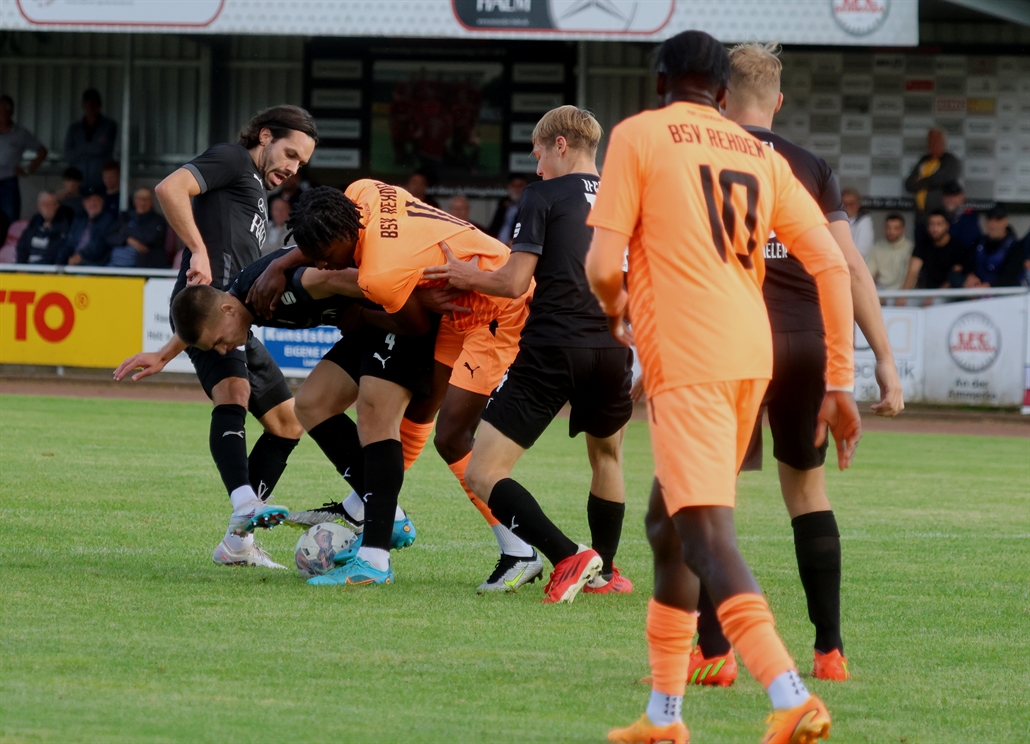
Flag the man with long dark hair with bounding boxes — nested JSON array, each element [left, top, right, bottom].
[[114, 106, 317, 569]]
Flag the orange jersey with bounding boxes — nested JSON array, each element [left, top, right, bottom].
[[588, 101, 837, 396], [345, 179, 511, 329]]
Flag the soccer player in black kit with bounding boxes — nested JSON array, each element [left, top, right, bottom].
[[114, 106, 318, 569], [423, 106, 634, 603], [678, 43, 905, 685]]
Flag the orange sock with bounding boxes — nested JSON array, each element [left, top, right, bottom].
[[716, 593, 795, 689], [447, 452, 500, 527], [399, 418, 434, 471], [646, 598, 697, 697]]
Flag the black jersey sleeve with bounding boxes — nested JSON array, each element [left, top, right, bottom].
[[819, 169, 847, 223], [510, 187, 549, 256], [183, 144, 249, 194]]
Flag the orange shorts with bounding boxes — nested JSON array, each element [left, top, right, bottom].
[[648, 379, 768, 514], [434, 290, 530, 396]]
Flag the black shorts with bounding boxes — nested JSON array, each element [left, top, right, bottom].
[[740, 330, 828, 472], [187, 334, 293, 419], [321, 323, 437, 399], [482, 345, 633, 450]]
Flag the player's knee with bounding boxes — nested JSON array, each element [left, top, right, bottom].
[[211, 377, 250, 408], [293, 388, 320, 431], [433, 425, 470, 465]]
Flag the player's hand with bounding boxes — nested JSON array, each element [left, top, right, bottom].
[[607, 313, 634, 348], [815, 390, 862, 471], [871, 358, 904, 417], [413, 285, 472, 320], [246, 261, 289, 319], [421, 241, 478, 291], [186, 250, 212, 286], [113, 352, 168, 382], [630, 375, 645, 403]]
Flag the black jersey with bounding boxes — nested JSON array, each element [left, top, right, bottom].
[[228, 248, 356, 329], [511, 173, 621, 348], [744, 127, 847, 334], [175, 143, 267, 292]]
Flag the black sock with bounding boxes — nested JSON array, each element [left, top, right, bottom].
[[248, 433, 299, 501], [587, 493, 625, 575], [488, 478, 577, 567], [695, 583, 732, 657], [361, 439, 404, 552], [793, 510, 843, 654], [210, 404, 250, 496], [307, 414, 365, 495]]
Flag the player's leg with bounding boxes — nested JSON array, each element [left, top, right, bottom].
[[243, 336, 302, 503], [769, 330, 847, 680]]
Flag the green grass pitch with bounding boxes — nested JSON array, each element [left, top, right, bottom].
[[1, 394, 1027, 743]]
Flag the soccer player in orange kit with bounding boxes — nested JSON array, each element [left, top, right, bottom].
[[586, 31, 862, 744]]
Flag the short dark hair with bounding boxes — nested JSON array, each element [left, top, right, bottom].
[[0, 94, 13, 109], [238, 105, 319, 150], [82, 88, 102, 106], [62, 167, 83, 182], [927, 209, 950, 222], [942, 180, 964, 196], [287, 185, 363, 261], [655, 30, 730, 90], [102, 160, 120, 173], [885, 212, 906, 226], [170, 285, 223, 346]]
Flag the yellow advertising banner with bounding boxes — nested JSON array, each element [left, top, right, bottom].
[[0, 273, 145, 368]]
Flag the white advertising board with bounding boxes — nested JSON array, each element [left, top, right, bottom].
[[922, 295, 1028, 407], [142, 278, 194, 374], [853, 306, 924, 403], [2, 0, 919, 45]]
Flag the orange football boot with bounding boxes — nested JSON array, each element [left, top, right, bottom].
[[583, 566, 634, 594], [687, 645, 738, 687], [812, 649, 849, 681], [761, 694, 831, 744], [608, 714, 689, 744]]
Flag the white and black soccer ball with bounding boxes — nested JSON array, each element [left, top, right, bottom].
[[294, 523, 357, 577]]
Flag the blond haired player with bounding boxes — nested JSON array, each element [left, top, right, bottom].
[[680, 41, 905, 688], [588, 31, 861, 744], [424, 106, 635, 601]]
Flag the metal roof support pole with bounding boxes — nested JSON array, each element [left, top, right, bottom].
[[119, 33, 132, 212], [577, 41, 588, 111]]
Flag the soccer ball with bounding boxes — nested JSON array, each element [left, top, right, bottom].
[[294, 523, 357, 577]]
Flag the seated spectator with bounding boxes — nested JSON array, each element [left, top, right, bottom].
[[940, 181, 981, 248], [274, 172, 309, 208], [55, 167, 85, 223], [445, 194, 484, 231], [900, 209, 969, 305], [866, 212, 913, 291], [488, 173, 528, 245], [101, 160, 121, 219], [262, 196, 291, 256], [406, 170, 439, 208], [15, 191, 70, 264], [105, 187, 168, 268], [59, 186, 115, 266], [841, 187, 874, 258], [964, 206, 1023, 289], [0, 218, 27, 263]]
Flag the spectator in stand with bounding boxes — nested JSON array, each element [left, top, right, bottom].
[[487, 173, 527, 245], [101, 160, 121, 219], [964, 206, 1023, 289], [841, 187, 874, 258], [900, 209, 969, 306], [0, 94, 48, 235], [274, 171, 309, 209], [15, 190, 69, 264], [940, 180, 981, 248], [59, 185, 115, 266], [905, 127, 962, 240], [105, 187, 168, 268], [64, 88, 117, 190], [445, 194, 484, 231], [405, 170, 439, 208], [262, 196, 291, 256], [55, 167, 85, 222], [865, 212, 913, 292]]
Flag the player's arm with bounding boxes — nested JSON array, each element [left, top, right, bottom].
[[154, 168, 210, 285], [247, 246, 313, 318], [585, 227, 633, 347], [113, 334, 188, 382], [826, 220, 904, 417], [300, 266, 364, 299], [421, 242, 537, 298]]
